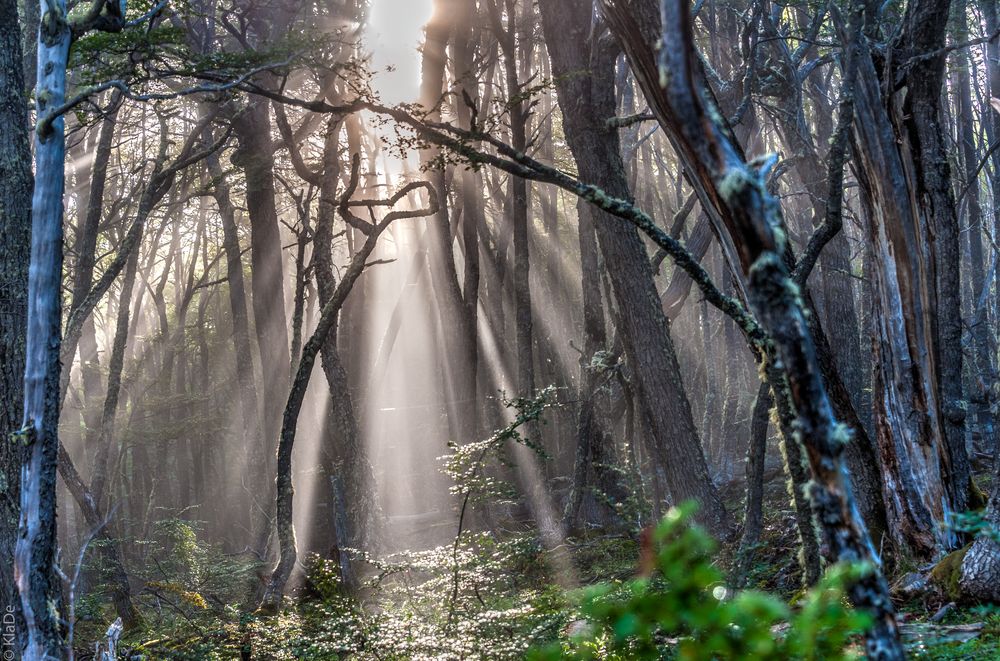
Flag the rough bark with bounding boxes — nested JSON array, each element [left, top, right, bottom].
[[16, 0, 77, 655], [645, 1, 904, 655], [850, 0, 970, 559], [0, 0, 32, 645], [64, 91, 122, 439], [313, 117, 381, 581], [231, 99, 291, 525], [731, 381, 771, 588], [959, 453, 1000, 601], [955, 0, 997, 454], [606, 0, 889, 552], [539, 0, 731, 536], [566, 201, 628, 532]]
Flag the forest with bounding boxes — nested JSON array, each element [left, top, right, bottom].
[[2, 0, 1000, 658]]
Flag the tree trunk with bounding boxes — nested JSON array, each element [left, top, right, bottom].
[[540, 0, 731, 536], [16, 0, 72, 655], [231, 98, 291, 549], [453, 0, 482, 437], [313, 118, 381, 582], [204, 130, 266, 551], [0, 0, 33, 645], [419, 0, 478, 443], [566, 201, 627, 532], [260, 173, 437, 612], [955, 0, 997, 454], [850, 0, 970, 559], [628, 1, 904, 654], [731, 381, 771, 588]]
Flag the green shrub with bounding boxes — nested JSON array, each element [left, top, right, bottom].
[[529, 502, 870, 660]]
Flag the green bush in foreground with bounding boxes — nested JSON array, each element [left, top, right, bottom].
[[530, 503, 870, 660]]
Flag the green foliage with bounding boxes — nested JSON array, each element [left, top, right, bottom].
[[236, 533, 567, 660], [529, 503, 870, 660], [948, 510, 1000, 544], [440, 385, 556, 506]]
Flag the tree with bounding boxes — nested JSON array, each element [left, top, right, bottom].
[[538, 0, 731, 536], [850, 0, 972, 559], [0, 0, 33, 648]]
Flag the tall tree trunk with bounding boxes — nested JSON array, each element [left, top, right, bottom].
[[490, 0, 534, 399], [644, 1, 903, 654], [607, 0, 888, 553], [566, 201, 627, 531], [419, 0, 478, 443], [0, 0, 33, 645], [260, 172, 437, 611], [955, 0, 997, 454], [453, 0, 481, 437], [313, 118, 381, 583], [231, 98, 291, 553], [539, 0, 731, 536], [64, 92, 122, 458], [16, 0, 73, 655], [204, 133, 266, 549], [850, 0, 970, 559]]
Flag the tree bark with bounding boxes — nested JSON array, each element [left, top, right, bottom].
[[313, 117, 381, 583], [955, 0, 997, 454], [16, 0, 74, 655], [850, 0, 970, 559], [539, 0, 731, 536], [643, 1, 904, 655], [566, 201, 627, 532], [0, 0, 33, 646], [419, 0, 478, 443], [204, 128, 267, 552], [231, 98, 291, 518], [260, 169, 437, 612]]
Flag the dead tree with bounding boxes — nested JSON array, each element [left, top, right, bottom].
[[644, 1, 903, 656], [849, 0, 972, 559]]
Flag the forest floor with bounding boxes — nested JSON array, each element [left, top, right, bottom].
[[71, 470, 1000, 659]]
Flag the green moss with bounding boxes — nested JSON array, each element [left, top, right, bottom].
[[929, 545, 972, 601], [968, 478, 989, 511]]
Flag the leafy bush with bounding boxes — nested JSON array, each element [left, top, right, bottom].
[[529, 502, 870, 660]]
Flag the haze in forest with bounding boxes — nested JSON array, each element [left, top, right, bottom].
[[1, 0, 1000, 660]]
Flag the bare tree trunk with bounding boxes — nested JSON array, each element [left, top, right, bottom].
[[0, 0, 33, 645], [231, 98, 291, 556], [453, 0, 482, 437], [731, 381, 771, 588], [955, 0, 997, 454], [566, 201, 627, 531], [16, 0, 75, 655], [419, 0, 478, 443], [260, 170, 437, 612], [204, 132, 266, 551], [615, 1, 904, 654], [540, 0, 731, 536], [313, 117, 381, 582], [605, 0, 889, 548], [64, 92, 122, 456], [850, 0, 970, 559]]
